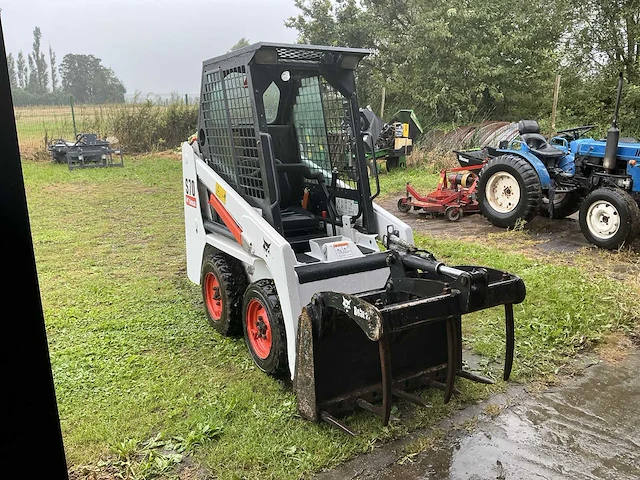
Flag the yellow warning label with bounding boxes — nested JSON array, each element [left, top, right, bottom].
[[402, 123, 409, 138], [215, 183, 227, 204]]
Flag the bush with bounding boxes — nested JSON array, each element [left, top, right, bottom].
[[108, 100, 198, 153]]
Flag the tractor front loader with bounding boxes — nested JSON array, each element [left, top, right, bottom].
[[183, 43, 526, 434]]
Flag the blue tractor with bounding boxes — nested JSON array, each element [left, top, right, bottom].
[[460, 74, 640, 249]]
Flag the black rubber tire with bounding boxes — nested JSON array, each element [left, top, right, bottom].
[[540, 191, 581, 219], [200, 253, 247, 336], [397, 198, 411, 213], [477, 154, 542, 228], [386, 157, 399, 171], [445, 206, 462, 221], [578, 187, 640, 249], [242, 280, 289, 377]]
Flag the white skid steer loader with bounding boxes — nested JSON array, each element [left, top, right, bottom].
[[182, 43, 526, 434]]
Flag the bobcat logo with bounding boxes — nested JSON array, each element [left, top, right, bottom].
[[263, 239, 271, 254], [342, 296, 352, 310]]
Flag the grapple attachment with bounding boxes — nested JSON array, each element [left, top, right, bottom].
[[293, 232, 525, 434]]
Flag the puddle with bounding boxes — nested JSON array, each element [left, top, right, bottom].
[[316, 353, 640, 480]]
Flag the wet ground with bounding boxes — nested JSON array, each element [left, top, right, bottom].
[[316, 352, 640, 480], [314, 195, 640, 480]]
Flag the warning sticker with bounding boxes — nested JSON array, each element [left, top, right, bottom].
[[215, 183, 227, 204], [333, 242, 353, 259], [335, 198, 358, 217]]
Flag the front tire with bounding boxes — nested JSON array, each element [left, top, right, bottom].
[[242, 280, 289, 377], [578, 188, 640, 249], [477, 155, 542, 228]]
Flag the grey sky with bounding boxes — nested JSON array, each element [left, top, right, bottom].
[[2, 0, 301, 94]]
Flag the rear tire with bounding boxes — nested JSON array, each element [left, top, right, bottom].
[[578, 188, 640, 249], [242, 280, 289, 377], [477, 154, 542, 228], [540, 191, 581, 219], [201, 253, 247, 336]]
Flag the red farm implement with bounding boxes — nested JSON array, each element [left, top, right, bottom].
[[397, 164, 484, 221]]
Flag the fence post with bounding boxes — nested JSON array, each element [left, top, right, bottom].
[[185, 94, 188, 105], [70, 96, 77, 138], [551, 75, 561, 133]]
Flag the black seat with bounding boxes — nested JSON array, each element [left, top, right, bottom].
[[518, 120, 565, 161]]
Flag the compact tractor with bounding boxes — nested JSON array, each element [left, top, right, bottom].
[[461, 74, 640, 249], [182, 43, 526, 434]]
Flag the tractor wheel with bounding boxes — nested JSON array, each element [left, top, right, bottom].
[[397, 198, 411, 213], [386, 157, 399, 171], [477, 155, 542, 228], [540, 191, 581, 219], [445, 206, 462, 222], [242, 280, 289, 377], [201, 253, 247, 336], [578, 188, 640, 249]]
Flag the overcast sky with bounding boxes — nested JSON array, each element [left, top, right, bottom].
[[2, 0, 301, 94]]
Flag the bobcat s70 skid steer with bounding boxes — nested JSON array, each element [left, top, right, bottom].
[[182, 43, 526, 434]]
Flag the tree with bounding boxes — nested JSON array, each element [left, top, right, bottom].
[[16, 51, 27, 89], [59, 54, 126, 103], [49, 46, 58, 91], [28, 27, 49, 93], [230, 37, 251, 51], [7, 53, 17, 89]]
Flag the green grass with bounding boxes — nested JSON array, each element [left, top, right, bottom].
[[24, 158, 638, 479]]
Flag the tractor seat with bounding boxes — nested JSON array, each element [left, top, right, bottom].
[[281, 206, 320, 234], [518, 120, 565, 161]]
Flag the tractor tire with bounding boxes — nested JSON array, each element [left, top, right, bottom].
[[242, 280, 289, 377], [578, 187, 640, 249], [201, 253, 247, 336], [386, 157, 399, 171], [477, 154, 542, 228]]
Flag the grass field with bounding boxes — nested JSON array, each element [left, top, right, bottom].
[[23, 155, 639, 479]]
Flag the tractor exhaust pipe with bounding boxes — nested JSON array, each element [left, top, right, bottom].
[[603, 73, 623, 171]]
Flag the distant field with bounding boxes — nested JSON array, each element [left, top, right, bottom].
[[14, 103, 165, 156]]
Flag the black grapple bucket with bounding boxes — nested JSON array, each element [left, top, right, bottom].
[[293, 245, 526, 434]]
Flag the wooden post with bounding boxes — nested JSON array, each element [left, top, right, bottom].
[[380, 86, 386, 119], [551, 74, 561, 132]]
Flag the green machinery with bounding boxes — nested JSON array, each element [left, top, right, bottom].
[[360, 107, 423, 171]]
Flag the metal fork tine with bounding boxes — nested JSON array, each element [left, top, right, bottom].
[[356, 398, 400, 422], [504, 303, 515, 381], [392, 388, 432, 408], [320, 410, 357, 437], [378, 335, 393, 425], [444, 316, 457, 403], [457, 370, 495, 384]]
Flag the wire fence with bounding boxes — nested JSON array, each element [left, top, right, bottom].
[[14, 94, 199, 157]]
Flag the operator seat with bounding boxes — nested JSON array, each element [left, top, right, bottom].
[[518, 120, 565, 161]]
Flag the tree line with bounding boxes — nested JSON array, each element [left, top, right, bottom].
[[286, 0, 640, 136], [7, 27, 126, 106]]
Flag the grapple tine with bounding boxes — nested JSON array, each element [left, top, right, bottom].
[[504, 303, 515, 381], [320, 410, 357, 437], [444, 316, 457, 403], [457, 370, 495, 384], [355, 398, 400, 422], [424, 378, 462, 395], [378, 335, 393, 425], [392, 388, 432, 408]]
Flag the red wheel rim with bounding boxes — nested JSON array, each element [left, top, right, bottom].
[[204, 272, 223, 321], [246, 299, 272, 360]]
